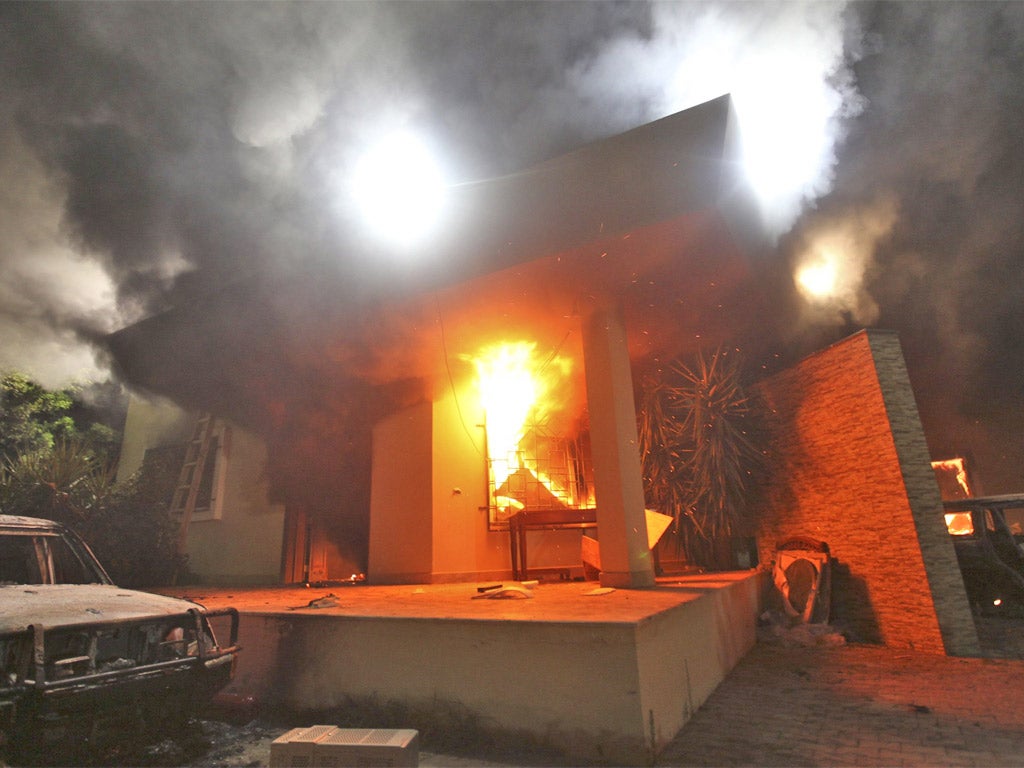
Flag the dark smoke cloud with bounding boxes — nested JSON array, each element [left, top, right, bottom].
[[1, 1, 1022, 490], [778, 1, 1024, 490]]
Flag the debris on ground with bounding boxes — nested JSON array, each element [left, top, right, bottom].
[[757, 609, 846, 647], [471, 585, 533, 599], [188, 720, 286, 767], [292, 593, 342, 609]]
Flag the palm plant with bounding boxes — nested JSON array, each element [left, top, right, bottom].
[[638, 348, 767, 569], [0, 439, 114, 522], [0, 439, 183, 586]]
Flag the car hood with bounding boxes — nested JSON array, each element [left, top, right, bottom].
[[0, 584, 206, 634]]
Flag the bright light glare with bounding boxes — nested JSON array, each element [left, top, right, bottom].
[[351, 132, 447, 250], [795, 256, 838, 301], [733, 59, 834, 212]]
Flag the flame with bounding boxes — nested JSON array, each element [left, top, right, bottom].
[[932, 457, 972, 497], [470, 341, 576, 515], [474, 341, 542, 476], [943, 512, 974, 537]]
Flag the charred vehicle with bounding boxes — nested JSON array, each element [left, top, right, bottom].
[[0, 515, 239, 762], [942, 495, 1024, 614]]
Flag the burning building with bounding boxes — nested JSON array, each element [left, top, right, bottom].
[[108, 95, 978, 657], [110, 94, 759, 587]]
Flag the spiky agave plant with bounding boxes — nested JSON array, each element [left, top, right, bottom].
[[638, 349, 767, 569]]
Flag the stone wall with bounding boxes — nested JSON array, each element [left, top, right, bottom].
[[754, 330, 979, 656]]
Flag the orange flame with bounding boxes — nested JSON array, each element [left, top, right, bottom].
[[470, 341, 575, 515]]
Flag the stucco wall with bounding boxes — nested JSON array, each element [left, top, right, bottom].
[[368, 403, 434, 583], [429, 385, 509, 579], [118, 396, 285, 585], [635, 573, 761, 755], [215, 572, 762, 764], [369, 380, 593, 583], [754, 330, 979, 655], [117, 394, 192, 482], [183, 425, 285, 584]]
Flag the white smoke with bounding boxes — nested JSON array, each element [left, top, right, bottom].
[[568, 1, 862, 233], [791, 193, 899, 325], [0, 124, 120, 386]]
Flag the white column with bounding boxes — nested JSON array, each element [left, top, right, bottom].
[[581, 302, 655, 588]]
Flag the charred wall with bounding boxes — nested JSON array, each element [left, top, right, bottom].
[[754, 329, 979, 656]]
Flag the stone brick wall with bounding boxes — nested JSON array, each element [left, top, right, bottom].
[[754, 330, 979, 656]]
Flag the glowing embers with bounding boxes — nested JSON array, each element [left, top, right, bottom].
[[470, 341, 593, 526]]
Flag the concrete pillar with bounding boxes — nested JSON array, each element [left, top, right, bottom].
[[581, 302, 656, 588]]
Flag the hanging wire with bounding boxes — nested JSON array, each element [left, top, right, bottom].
[[434, 294, 484, 458]]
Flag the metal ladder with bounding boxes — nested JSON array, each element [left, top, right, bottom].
[[171, 414, 216, 561]]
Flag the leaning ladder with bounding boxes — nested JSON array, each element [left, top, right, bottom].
[[171, 414, 216, 563]]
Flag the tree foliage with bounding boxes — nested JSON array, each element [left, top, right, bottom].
[[0, 371, 181, 586], [0, 372, 77, 460], [638, 349, 768, 569]]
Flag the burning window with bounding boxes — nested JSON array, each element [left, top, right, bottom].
[[489, 422, 595, 527], [944, 512, 975, 536], [470, 340, 594, 528]]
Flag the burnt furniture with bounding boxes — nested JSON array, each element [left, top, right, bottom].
[[508, 508, 598, 580]]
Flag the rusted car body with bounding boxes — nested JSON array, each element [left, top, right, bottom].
[[0, 515, 239, 762]]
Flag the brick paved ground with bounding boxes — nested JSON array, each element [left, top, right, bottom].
[[658, 625, 1024, 767], [183, 613, 1024, 767]]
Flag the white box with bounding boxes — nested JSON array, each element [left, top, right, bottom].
[[270, 725, 419, 767]]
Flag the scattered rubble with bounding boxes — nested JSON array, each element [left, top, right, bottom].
[[757, 609, 847, 647], [295, 593, 342, 609]]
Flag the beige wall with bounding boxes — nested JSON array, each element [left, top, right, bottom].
[[429, 384, 510, 580], [117, 394, 192, 482], [369, 375, 590, 584], [118, 396, 285, 585], [218, 572, 762, 764], [635, 573, 761, 752], [368, 403, 434, 583], [183, 425, 285, 584]]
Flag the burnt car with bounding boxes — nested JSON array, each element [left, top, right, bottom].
[[0, 514, 239, 763], [942, 495, 1024, 614]]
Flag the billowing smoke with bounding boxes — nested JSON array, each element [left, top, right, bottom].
[[570, 2, 861, 231], [783, 2, 1024, 491], [2, 1, 1023, 494], [0, 2, 856, 379]]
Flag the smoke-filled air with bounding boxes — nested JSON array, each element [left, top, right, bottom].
[[1, 1, 1023, 489]]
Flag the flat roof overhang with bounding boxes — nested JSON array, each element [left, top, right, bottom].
[[105, 94, 765, 428]]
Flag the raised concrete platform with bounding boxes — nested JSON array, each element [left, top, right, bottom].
[[166, 572, 764, 764]]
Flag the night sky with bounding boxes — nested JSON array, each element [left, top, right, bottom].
[[1, 2, 1022, 490]]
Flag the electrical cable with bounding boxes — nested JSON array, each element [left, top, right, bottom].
[[435, 294, 484, 458]]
